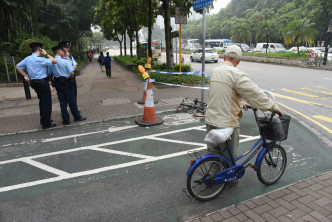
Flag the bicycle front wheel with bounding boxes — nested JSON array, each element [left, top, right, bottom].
[[257, 144, 287, 185], [193, 107, 206, 117], [187, 157, 227, 201]]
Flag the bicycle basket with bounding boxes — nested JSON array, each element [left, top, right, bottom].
[[257, 115, 291, 141]]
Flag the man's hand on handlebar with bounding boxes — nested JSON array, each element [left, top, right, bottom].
[[272, 108, 284, 118], [243, 101, 250, 111]]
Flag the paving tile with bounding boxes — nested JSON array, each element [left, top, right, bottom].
[[221, 217, 240, 222], [307, 202, 331, 217], [260, 212, 279, 222], [275, 197, 296, 211], [235, 213, 248, 222], [297, 195, 318, 204], [285, 208, 306, 220], [282, 192, 301, 202], [269, 206, 289, 217], [243, 210, 265, 222], [290, 200, 314, 214], [252, 204, 273, 215], [309, 211, 331, 222], [243, 200, 258, 209], [200, 216, 214, 222], [267, 190, 286, 199], [227, 206, 241, 215], [236, 203, 250, 212], [301, 214, 320, 222], [216, 209, 232, 219], [209, 212, 223, 222], [314, 197, 332, 207]]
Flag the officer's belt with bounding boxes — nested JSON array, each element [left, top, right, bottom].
[[30, 77, 47, 83]]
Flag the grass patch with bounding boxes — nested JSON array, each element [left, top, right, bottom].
[[114, 55, 209, 85], [244, 52, 308, 59]]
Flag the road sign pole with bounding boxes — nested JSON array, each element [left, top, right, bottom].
[[323, 18, 332, 66], [201, 8, 206, 103], [180, 24, 182, 72]]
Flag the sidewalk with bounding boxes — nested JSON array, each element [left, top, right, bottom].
[[188, 171, 332, 222], [0, 56, 331, 221]]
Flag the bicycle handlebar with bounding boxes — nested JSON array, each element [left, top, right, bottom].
[[246, 105, 283, 118]]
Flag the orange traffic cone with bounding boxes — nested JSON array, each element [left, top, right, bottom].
[[135, 78, 164, 126]]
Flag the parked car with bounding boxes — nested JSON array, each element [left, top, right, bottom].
[[255, 43, 286, 53], [190, 48, 219, 63], [233, 43, 251, 52], [286, 46, 310, 53]]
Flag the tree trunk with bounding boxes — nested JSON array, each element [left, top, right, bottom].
[[148, 0, 152, 58], [117, 35, 123, 56], [124, 30, 127, 56], [132, 7, 140, 59], [162, 0, 173, 68], [129, 35, 133, 58]]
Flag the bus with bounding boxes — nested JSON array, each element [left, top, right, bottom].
[[205, 39, 233, 50], [138, 41, 162, 60]]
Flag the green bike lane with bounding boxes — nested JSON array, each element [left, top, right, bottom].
[[0, 111, 331, 221]]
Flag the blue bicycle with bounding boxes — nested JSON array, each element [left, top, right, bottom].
[[186, 106, 291, 201]]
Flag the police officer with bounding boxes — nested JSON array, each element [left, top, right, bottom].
[[15, 42, 57, 129], [58, 41, 79, 108], [48, 45, 87, 125]]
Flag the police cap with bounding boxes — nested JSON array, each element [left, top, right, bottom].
[[29, 42, 43, 49], [51, 45, 63, 53], [58, 41, 70, 48]]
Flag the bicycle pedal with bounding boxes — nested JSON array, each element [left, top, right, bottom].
[[248, 163, 258, 171]]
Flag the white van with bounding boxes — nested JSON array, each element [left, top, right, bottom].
[[256, 43, 286, 53]]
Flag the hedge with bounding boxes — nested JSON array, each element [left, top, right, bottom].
[[113, 55, 209, 85]]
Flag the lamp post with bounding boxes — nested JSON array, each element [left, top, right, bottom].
[[323, 18, 332, 66]]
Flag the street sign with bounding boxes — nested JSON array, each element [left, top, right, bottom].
[[171, 31, 179, 38], [175, 7, 187, 24], [307, 50, 317, 58], [193, 0, 213, 10]]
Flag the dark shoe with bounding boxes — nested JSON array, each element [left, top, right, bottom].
[[74, 117, 87, 122], [40, 119, 53, 125], [42, 123, 57, 129], [62, 121, 70, 125]]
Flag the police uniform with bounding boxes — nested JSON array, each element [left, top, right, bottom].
[[58, 41, 78, 104], [49, 45, 86, 125], [16, 42, 55, 129]]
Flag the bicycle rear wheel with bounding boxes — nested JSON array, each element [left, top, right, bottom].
[[187, 157, 227, 201], [193, 107, 206, 117], [257, 144, 287, 185]]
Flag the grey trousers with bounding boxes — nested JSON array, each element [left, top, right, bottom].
[[206, 124, 240, 166]]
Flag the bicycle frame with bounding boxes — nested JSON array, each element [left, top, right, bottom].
[[187, 136, 277, 185]]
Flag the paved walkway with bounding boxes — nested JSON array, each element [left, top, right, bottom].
[[0, 56, 331, 221]]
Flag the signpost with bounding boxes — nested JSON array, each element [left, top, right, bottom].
[[193, 0, 213, 103], [175, 7, 187, 72], [3, 56, 18, 83], [323, 18, 332, 66]]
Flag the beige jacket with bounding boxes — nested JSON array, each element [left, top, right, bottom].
[[205, 61, 278, 128]]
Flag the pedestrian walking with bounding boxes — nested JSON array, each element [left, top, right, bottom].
[[98, 52, 105, 72], [48, 45, 87, 125], [15, 42, 57, 129], [104, 52, 112, 78], [88, 50, 92, 62]]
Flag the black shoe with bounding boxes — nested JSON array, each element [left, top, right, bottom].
[[42, 123, 57, 129], [40, 119, 53, 125], [74, 117, 87, 122], [62, 121, 70, 125]]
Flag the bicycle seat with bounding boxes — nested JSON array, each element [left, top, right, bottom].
[[204, 128, 234, 144]]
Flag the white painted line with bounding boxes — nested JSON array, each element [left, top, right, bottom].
[[240, 136, 261, 143], [0, 125, 260, 192], [89, 147, 154, 159], [21, 159, 70, 176], [146, 136, 205, 146], [44, 125, 138, 142]]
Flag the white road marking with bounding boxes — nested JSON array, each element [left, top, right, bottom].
[[44, 125, 138, 142], [21, 159, 70, 176], [0, 126, 260, 192]]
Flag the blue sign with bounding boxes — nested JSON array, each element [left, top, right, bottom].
[[193, 0, 213, 10]]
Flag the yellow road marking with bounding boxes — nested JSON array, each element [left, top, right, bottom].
[[312, 115, 332, 123], [277, 102, 332, 134], [301, 88, 332, 95], [280, 89, 318, 98], [280, 89, 332, 101], [274, 93, 332, 109]]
